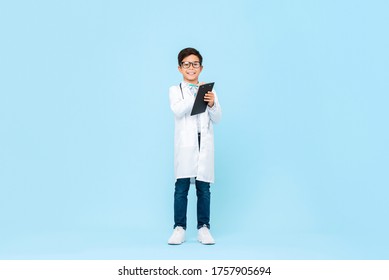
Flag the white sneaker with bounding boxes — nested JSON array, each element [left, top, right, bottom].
[[168, 226, 185, 245], [198, 226, 215, 245]]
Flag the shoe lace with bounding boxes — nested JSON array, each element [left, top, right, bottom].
[[199, 226, 209, 235], [174, 227, 183, 235]]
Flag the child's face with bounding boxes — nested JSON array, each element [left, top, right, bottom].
[[178, 54, 203, 84]]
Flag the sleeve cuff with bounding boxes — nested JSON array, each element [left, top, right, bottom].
[[208, 102, 217, 111]]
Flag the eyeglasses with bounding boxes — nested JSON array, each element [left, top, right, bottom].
[[180, 61, 201, 69]]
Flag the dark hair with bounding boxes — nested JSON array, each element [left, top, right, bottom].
[[178, 47, 203, 66]]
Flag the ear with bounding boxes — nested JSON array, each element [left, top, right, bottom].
[[178, 65, 183, 74]]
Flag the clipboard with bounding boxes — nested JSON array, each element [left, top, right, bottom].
[[190, 82, 215, 116]]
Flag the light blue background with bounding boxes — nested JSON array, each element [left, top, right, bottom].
[[1, 0, 388, 259]]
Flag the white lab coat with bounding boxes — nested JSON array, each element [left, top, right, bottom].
[[169, 83, 222, 183]]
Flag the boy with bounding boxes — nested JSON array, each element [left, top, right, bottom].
[[168, 48, 222, 245]]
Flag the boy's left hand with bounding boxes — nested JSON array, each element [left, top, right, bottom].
[[204, 91, 215, 108]]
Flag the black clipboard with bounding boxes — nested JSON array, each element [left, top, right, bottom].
[[190, 82, 215, 116]]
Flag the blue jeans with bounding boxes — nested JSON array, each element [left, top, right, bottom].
[[174, 178, 211, 230]]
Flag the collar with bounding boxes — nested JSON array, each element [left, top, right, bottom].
[[182, 81, 199, 88]]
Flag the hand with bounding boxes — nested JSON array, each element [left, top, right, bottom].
[[204, 91, 215, 108]]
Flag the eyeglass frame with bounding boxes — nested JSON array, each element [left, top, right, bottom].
[[180, 61, 202, 69]]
